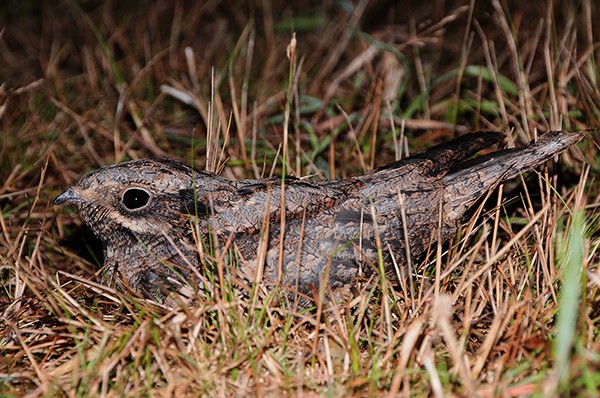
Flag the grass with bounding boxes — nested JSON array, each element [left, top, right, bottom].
[[1, 0, 600, 396]]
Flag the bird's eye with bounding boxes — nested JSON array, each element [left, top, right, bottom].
[[121, 188, 151, 211]]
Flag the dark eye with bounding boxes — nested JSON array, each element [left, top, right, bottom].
[[121, 188, 151, 211]]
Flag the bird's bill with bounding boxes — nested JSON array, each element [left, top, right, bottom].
[[53, 187, 83, 206]]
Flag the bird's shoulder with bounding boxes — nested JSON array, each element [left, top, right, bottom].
[[203, 175, 363, 233]]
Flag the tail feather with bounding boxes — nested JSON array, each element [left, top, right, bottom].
[[442, 130, 590, 220]]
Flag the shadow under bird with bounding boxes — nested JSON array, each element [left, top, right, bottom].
[[54, 130, 589, 307]]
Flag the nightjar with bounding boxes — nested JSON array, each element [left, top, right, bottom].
[[54, 130, 588, 307]]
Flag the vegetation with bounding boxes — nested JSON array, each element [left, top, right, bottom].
[[1, 1, 599, 396]]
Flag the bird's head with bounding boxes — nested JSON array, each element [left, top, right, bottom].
[[53, 158, 204, 245]]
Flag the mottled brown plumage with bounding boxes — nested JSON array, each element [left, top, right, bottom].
[[54, 130, 588, 306]]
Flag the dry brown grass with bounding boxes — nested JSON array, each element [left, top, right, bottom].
[[1, 1, 600, 396]]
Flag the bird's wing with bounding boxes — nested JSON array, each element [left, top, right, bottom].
[[371, 131, 503, 177]]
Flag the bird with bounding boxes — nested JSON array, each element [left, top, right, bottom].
[[53, 130, 589, 307]]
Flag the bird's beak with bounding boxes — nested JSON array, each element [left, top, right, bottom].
[[53, 187, 83, 206]]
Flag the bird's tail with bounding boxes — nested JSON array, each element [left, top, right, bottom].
[[442, 130, 590, 220]]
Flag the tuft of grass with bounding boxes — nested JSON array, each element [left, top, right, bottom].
[[554, 209, 586, 390]]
